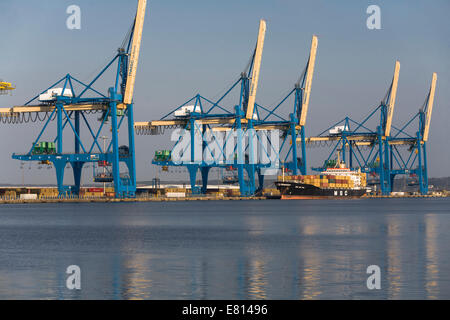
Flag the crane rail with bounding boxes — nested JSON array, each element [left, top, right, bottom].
[[297, 135, 418, 146], [0, 103, 127, 115], [134, 118, 297, 135]]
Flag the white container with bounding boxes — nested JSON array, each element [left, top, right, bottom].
[[20, 194, 38, 200], [39, 88, 73, 102], [329, 125, 349, 135], [174, 105, 201, 117], [166, 192, 186, 198]]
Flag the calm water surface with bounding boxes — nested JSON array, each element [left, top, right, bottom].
[[0, 198, 449, 299]]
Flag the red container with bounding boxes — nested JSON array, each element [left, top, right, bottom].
[[98, 161, 110, 167]]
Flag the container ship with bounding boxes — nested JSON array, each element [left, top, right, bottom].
[[275, 161, 367, 199]]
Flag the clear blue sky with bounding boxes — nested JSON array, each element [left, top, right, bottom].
[[1, 0, 449, 184]]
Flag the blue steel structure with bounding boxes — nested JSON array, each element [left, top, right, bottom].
[[387, 72, 437, 194], [136, 31, 319, 196], [307, 69, 437, 195], [6, 3, 148, 198]]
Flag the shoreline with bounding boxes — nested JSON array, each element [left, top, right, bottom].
[[0, 194, 447, 205]]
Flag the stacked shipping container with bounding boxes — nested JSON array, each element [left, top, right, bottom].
[[278, 173, 367, 190]]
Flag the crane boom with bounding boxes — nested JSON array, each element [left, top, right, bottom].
[[299, 35, 318, 126], [246, 19, 266, 120], [124, 0, 147, 105], [422, 72, 437, 142], [385, 60, 400, 137]]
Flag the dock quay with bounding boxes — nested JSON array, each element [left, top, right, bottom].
[[364, 194, 447, 199], [0, 185, 447, 205], [0, 195, 268, 205], [0, 192, 447, 205]]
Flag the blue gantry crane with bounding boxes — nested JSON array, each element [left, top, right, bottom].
[[388, 72, 437, 194], [303, 62, 437, 195], [0, 0, 148, 198], [135, 21, 319, 196]]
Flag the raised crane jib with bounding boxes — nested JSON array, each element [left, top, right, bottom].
[[422, 72, 437, 142], [299, 35, 318, 127], [246, 19, 266, 120], [123, 0, 147, 105], [384, 60, 400, 137]]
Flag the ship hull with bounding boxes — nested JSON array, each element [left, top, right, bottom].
[[275, 181, 366, 199]]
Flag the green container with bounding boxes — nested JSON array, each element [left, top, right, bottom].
[[154, 150, 172, 161], [325, 159, 337, 168], [34, 142, 45, 154], [49, 142, 56, 154], [154, 151, 163, 161]]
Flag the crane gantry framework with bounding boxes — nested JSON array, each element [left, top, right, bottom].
[[0, 0, 147, 198], [301, 62, 437, 195], [1, 3, 436, 198], [135, 22, 319, 196]]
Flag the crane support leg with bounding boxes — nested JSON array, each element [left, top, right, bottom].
[[342, 139, 347, 164], [54, 160, 67, 197], [349, 143, 354, 169], [247, 122, 257, 195], [201, 167, 210, 194], [390, 173, 396, 192], [110, 100, 121, 198], [75, 111, 80, 153], [377, 126, 386, 195], [417, 134, 424, 195], [237, 130, 246, 195], [71, 111, 83, 195], [384, 139, 391, 193], [235, 106, 248, 196], [300, 126, 307, 175], [257, 169, 264, 193], [72, 162, 84, 195], [417, 131, 428, 195], [244, 165, 256, 195], [421, 141, 428, 195], [187, 165, 200, 194], [290, 114, 298, 175], [127, 104, 137, 190], [57, 103, 63, 154]]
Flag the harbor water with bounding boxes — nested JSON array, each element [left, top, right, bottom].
[[0, 198, 449, 299]]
